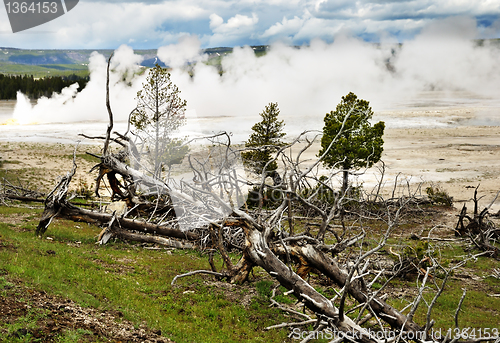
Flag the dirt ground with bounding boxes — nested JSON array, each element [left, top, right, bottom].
[[0, 142, 100, 194], [0, 276, 172, 342], [382, 126, 500, 211]]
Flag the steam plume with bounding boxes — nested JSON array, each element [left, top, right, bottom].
[[11, 16, 500, 139]]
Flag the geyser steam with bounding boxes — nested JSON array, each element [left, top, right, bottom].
[[11, 16, 500, 135]]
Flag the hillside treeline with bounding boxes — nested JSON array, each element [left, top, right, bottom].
[[0, 74, 89, 100]]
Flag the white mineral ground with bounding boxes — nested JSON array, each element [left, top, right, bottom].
[[289, 104, 500, 213], [1, 99, 500, 214]]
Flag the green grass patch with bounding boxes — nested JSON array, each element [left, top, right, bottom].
[[53, 328, 95, 343], [2, 185, 500, 342], [0, 64, 90, 78], [0, 159, 21, 166], [386, 263, 500, 331], [0, 306, 50, 342], [0, 207, 290, 342], [0, 206, 42, 216], [63, 153, 100, 164]]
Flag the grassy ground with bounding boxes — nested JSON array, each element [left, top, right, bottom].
[[0, 205, 291, 342], [2, 202, 500, 343], [0, 64, 90, 78], [1, 144, 500, 342]]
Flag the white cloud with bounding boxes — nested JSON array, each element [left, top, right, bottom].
[[209, 13, 224, 29], [0, 1, 208, 48], [208, 13, 260, 46], [261, 15, 306, 40], [211, 13, 259, 34], [0, 0, 499, 48], [59, 2, 207, 47], [312, 0, 499, 20]]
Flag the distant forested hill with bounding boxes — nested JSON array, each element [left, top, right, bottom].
[[0, 48, 159, 77], [0, 46, 270, 98], [0, 46, 268, 77], [0, 74, 89, 99]]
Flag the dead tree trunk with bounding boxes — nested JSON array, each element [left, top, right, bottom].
[[455, 187, 500, 258], [237, 216, 379, 343], [274, 243, 422, 333]]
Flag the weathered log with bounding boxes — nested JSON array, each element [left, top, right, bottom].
[[454, 188, 500, 258], [230, 249, 255, 284], [37, 150, 78, 236], [1, 193, 96, 208], [171, 270, 227, 285], [103, 53, 114, 156], [472, 229, 500, 258], [455, 204, 470, 237], [59, 204, 199, 241], [1, 194, 44, 203], [114, 229, 194, 249], [278, 243, 423, 333], [100, 154, 170, 193], [238, 218, 380, 343]]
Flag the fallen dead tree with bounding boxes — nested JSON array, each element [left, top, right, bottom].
[[1, 177, 45, 204], [38, 196, 198, 242], [455, 186, 500, 258], [32, 56, 500, 343], [271, 241, 422, 333], [35, 150, 198, 249], [33, 137, 448, 341]]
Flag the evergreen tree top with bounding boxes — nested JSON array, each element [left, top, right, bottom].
[[245, 102, 286, 148], [319, 92, 385, 171], [242, 102, 286, 176]]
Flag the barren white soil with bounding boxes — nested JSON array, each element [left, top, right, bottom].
[[1, 101, 500, 213]]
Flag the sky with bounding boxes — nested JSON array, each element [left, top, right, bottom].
[[0, 0, 499, 49]]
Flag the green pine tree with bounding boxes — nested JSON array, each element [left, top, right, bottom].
[[318, 92, 385, 194], [242, 102, 286, 183]]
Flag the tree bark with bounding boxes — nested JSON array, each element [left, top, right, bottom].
[[230, 249, 255, 284], [64, 205, 199, 241], [115, 229, 194, 249], [278, 244, 423, 333], [342, 169, 349, 195], [239, 218, 380, 343]]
